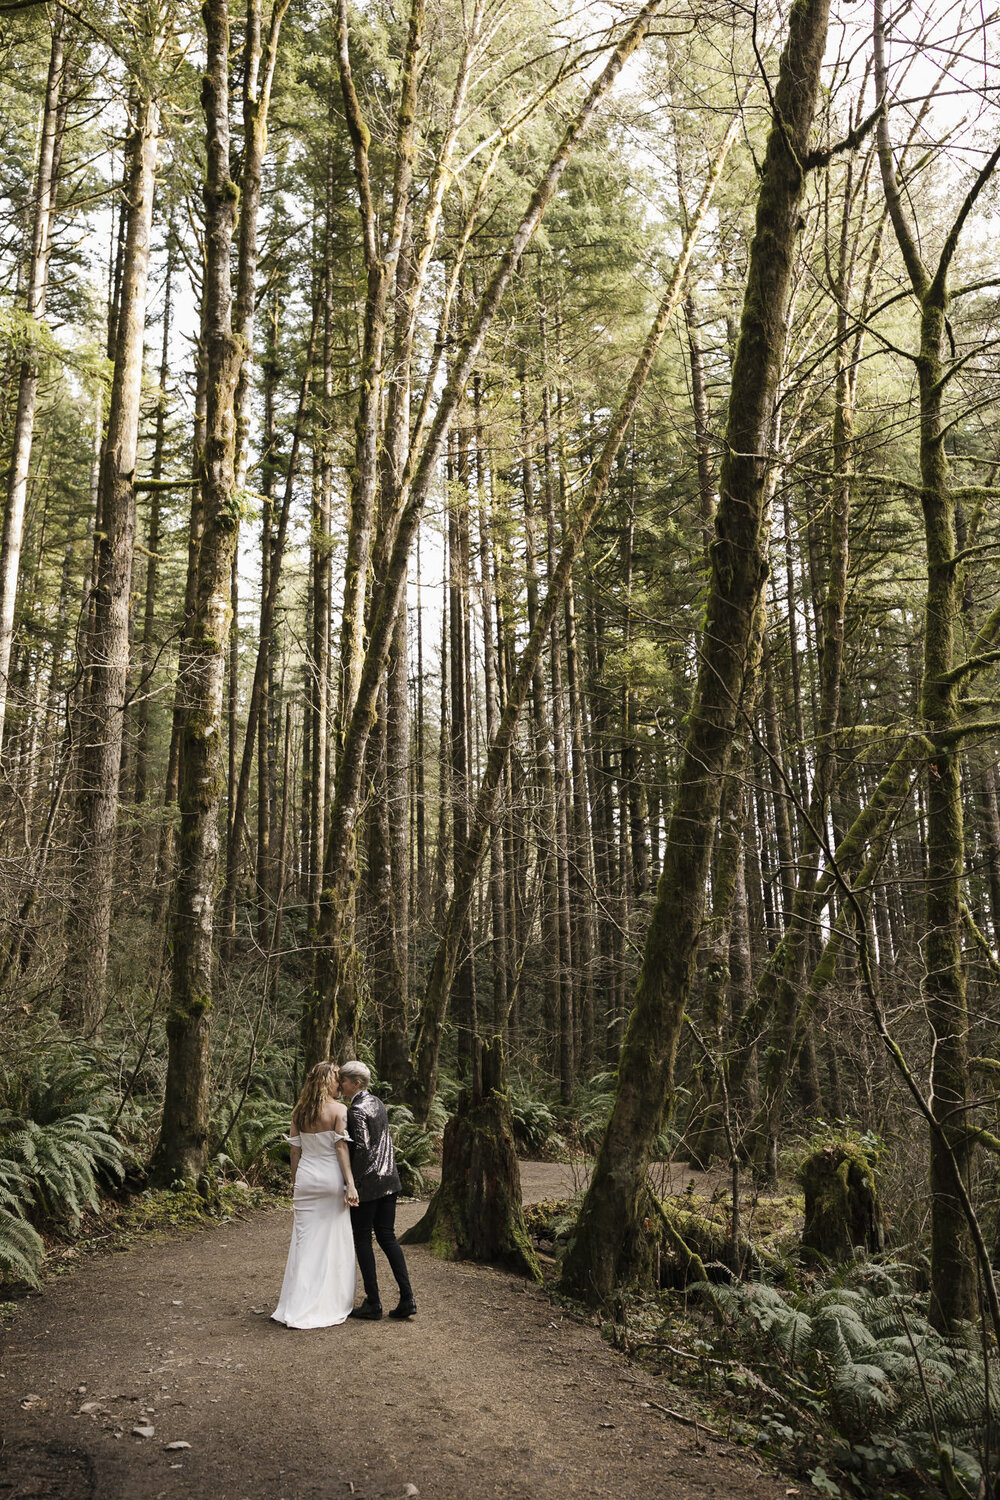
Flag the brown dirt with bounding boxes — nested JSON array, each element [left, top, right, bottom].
[[0, 1165, 785, 1500]]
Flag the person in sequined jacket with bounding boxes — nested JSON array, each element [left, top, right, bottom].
[[340, 1061, 416, 1321]]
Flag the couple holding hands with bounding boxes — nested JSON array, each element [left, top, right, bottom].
[[272, 1060, 416, 1328]]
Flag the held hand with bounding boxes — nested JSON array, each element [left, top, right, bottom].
[[345, 1186, 359, 1208]]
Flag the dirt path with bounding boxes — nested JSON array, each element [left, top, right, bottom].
[[1, 1167, 783, 1500]]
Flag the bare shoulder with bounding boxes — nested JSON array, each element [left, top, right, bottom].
[[330, 1100, 349, 1127]]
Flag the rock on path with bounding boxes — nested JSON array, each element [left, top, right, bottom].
[[0, 1172, 784, 1500]]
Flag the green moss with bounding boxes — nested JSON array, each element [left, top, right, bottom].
[[523, 1198, 575, 1244], [798, 1141, 884, 1261]]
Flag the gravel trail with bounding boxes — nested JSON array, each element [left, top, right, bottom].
[[0, 1166, 784, 1500]]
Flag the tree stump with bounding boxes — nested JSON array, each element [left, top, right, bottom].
[[401, 1036, 541, 1281], [799, 1142, 884, 1260]]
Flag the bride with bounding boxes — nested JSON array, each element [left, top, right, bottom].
[[272, 1061, 359, 1329]]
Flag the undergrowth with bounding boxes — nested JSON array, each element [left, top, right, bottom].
[[666, 1259, 1000, 1500], [528, 1179, 999, 1499], [0, 1026, 447, 1290]]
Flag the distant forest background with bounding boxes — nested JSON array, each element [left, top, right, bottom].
[[3, 0, 1000, 1484]]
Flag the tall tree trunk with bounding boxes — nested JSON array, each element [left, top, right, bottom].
[[565, 572, 596, 1072], [474, 384, 507, 1035], [216, 0, 292, 960], [376, 202, 415, 1092], [378, 597, 410, 1089], [153, 343, 207, 924], [256, 290, 280, 941], [620, 472, 649, 898], [61, 81, 159, 1030], [688, 725, 753, 1166], [133, 231, 175, 813], [520, 372, 560, 1073], [308, 231, 334, 930], [450, 421, 477, 1072], [873, 0, 1000, 1328], [560, 0, 832, 1302], [0, 8, 66, 747], [414, 529, 427, 922], [540, 339, 575, 1100], [151, 0, 244, 1185]]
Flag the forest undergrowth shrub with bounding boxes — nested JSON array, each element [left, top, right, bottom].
[[569, 1070, 618, 1153], [211, 1090, 292, 1184], [560, 1070, 680, 1160], [386, 1104, 437, 1196], [664, 1260, 998, 1498], [508, 1084, 565, 1157], [0, 1045, 127, 1285]]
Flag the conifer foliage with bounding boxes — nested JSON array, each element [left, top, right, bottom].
[[1, 1, 1000, 1483]]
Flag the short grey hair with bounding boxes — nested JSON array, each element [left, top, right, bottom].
[[340, 1060, 371, 1088]]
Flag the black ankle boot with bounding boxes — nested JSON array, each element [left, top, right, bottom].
[[349, 1299, 383, 1320]]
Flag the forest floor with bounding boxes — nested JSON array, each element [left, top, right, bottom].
[[0, 1163, 788, 1500]]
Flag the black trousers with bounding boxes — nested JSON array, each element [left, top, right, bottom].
[[350, 1193, 412, 1305]]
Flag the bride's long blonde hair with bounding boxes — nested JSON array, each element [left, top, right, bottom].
[[292, 1061, 340, 1132]]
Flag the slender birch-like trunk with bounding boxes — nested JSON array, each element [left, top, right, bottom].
[[304, 0, 668, 1069], [0, 9, 66, 747], [61, 81, 160, 1031], [134, 233, 175, 812]]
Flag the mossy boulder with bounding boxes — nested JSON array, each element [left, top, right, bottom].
[[798, 1143, 884, 1261]]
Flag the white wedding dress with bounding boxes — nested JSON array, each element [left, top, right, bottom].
[[272, 1129, 356, 1329]]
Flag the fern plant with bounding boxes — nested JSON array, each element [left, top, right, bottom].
[[3, 1045, 116, 1124], [508, 1088, 563, 1156], [0, 1205, 44, 1285], [211, 1093, 293, 1177], [0, 1111, 125, 1226], [708, 1266, 1000, 1496], [0, 1153, 42, 1282], [387, 1105, 437, 1196], [572, 1072, 617, 1153]]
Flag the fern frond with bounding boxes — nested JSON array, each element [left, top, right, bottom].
[[0, 1206, 43, 1286]]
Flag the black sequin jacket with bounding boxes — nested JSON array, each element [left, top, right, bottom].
[[346, 1091, 401, 1202]]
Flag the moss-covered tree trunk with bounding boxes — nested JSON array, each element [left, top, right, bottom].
[[560, 0, 832, 1306], [799, 1143, 884, 1261], [151, 0, 242, 1185], [873, 0, 1000, 1329], [402, 1037, 540, 1280], [61, 81, 159, 1032]]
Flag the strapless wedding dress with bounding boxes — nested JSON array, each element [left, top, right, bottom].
[[272, 1129, 356, 1328]]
